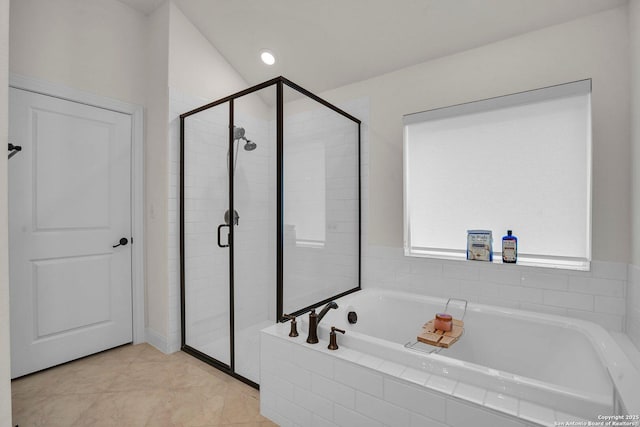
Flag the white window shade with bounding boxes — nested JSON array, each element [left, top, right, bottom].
[[403, 80, 592, 270]]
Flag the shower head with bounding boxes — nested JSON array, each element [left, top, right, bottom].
[[233, 126, 245, 140], [232, 125, 256, 152]]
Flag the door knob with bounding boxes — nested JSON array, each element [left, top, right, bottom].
[[113, 237, 129, 248]]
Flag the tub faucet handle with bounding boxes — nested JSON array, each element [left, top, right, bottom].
[[328, 326, 345, 350], [283, 314, 299, 337]]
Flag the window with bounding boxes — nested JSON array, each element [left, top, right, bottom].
[[403, 80, 592, 270]]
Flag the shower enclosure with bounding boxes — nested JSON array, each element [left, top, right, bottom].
[[180, 77, 361, 387]]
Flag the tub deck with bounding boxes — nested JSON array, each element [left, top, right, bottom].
[[260, 288, 640, 426]]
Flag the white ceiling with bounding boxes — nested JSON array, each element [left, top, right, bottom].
[[123, 0, 628, 94]]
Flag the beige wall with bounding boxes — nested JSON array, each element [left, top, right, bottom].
[[1, 0, 11, 424], [321, 7, 630, 263], [631, 0, 640, 266], [9, 0, 148, 106], [169, 2, 250, 102], [145, 1, 170, 343], [169, 2, 271, 121]]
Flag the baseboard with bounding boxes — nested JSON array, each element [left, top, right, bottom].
[[167, 335, 181, 353], [145, 327, 171, 354]]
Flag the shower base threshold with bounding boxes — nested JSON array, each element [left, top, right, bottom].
[[191, 319, 274, 384]]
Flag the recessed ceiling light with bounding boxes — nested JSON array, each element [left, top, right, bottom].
[[260, 50, 276, 66]]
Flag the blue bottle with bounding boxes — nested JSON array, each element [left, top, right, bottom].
[[502, 230, 517, 264]]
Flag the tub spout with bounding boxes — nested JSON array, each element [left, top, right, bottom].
[[306, 301, 339, 344], [317, 301, 338, 323]]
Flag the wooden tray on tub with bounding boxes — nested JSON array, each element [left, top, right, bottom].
[[417, 318, 464, 348]]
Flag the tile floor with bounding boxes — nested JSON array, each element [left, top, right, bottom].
[[11, 343, 278, 427]]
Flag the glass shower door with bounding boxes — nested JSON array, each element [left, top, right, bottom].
[[232, 88, 276, 383], [182, 86, 276, 384], [183, 103, 231, 367]]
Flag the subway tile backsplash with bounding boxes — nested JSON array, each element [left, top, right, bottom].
[[362, 246, 628, 332]]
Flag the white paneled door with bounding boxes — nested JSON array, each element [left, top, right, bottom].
[[8, 88, 133, 378]]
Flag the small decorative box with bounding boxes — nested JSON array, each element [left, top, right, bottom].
[[467, 230, 493, 262]]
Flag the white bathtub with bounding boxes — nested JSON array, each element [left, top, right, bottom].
[[313, 289, 640, 421]]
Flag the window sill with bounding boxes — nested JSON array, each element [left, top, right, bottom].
[[405, 248, 590, 271]]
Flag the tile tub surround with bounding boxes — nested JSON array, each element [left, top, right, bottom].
[[261, 325, 584, 427], [259, 288, 640, 427], [362, 245, 628, 333]]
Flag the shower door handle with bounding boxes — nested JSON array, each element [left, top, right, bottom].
[[217, 224, 230, 248]]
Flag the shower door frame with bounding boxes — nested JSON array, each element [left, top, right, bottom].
[[179, 76, 362, 389]]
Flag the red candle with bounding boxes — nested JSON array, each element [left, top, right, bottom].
[[434, 313, 453, 332]]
